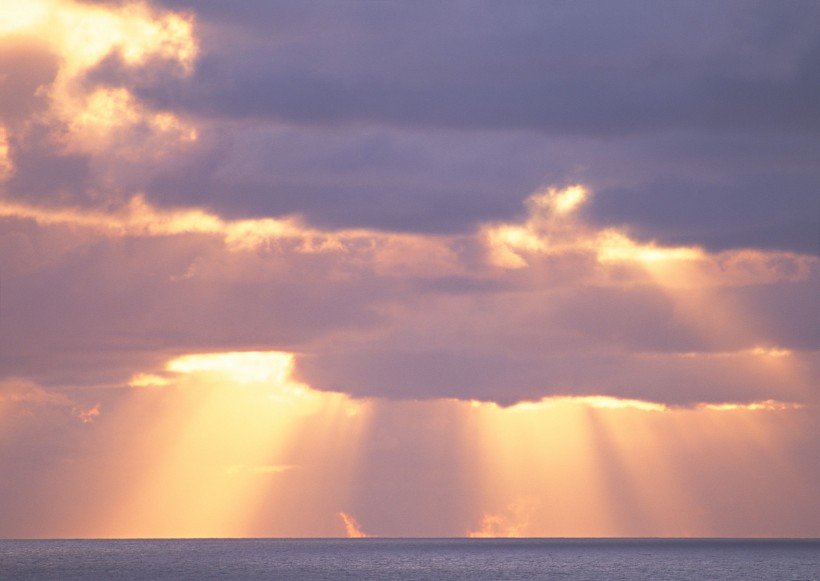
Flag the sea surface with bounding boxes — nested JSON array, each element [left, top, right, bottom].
[[1, 538, 818, 580]]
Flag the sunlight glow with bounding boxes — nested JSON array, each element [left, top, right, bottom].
[[64, 87, 197, 155], [485, 225, 547, 268], [506, 396, 668, 413], [128, 373, 172, 388], [697, 400, 803, 412], [166, 351, 294, 385], [596, 230, 702, 265], [0, 3, 48, 34], [97, 351, 372, 538], [51, 1, 196, 73], [0, 0, 198, 158], [466, 394, 812, 536], [540, 184, 588, 214], [751, 347, 792, 358]]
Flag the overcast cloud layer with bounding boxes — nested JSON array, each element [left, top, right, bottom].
[[1, 0, 818, 407], [100, 0, 820, 252]]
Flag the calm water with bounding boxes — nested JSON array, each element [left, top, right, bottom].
[[0, 538, 818, 580]]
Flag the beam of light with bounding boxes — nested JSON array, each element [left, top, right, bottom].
[[85, 351, 372, 538], [3, 175, 817, 537], [468, 397, 617, 537], [4, 375, 816, 537], [341, 397, 486, 538], [466, 395, 816, 537], [338, 512, 368, 538], [480, 188, 813, 410], [481, 185, 814, 284], [611, 249, 813, 403]]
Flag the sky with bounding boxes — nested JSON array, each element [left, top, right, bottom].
[[0, 0, 818, 538]]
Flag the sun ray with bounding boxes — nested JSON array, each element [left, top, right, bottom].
[[466, 394, 817, 537], [85, 351, 371, 538]]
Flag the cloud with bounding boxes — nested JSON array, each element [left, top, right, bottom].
[[38, 0, 813, 256], [0, 0, 198, 212], [126, 2, 819, 134], [468, 498, 539, 538], [0, 1, 817, 408], [2, 185, 815, 407], [338, 512, 368, 538], [585, 174, 820, 254]]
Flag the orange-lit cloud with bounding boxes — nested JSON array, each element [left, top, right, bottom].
[[2, 183, 815, 409], [2, 184, 811, 288], [483, 186, 814, 287], [72, 402, 101, 423], [0, 379, 97, 423], [0, 1, 195, 67], [0, 0, 197, 168], [468, 498, 538, 538], [339, 512, 368, 538]]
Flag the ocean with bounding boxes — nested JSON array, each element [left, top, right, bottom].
[[1, 538, 818, 580]]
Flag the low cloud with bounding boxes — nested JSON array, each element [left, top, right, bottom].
[[2, 186, 815, 407]]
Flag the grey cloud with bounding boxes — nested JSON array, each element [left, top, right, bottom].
[[0, 220, 388, 385], [293, 269, 820, 406], [2, 209, 816, 406], [4, 130, 93, 205], [128, 1, 820, 137], [731, 277, 820, 351], [294, 347, 815, 407], [143, 126, 549, 231], [584, 173, 820, 254], [66, 0, 820, 254]]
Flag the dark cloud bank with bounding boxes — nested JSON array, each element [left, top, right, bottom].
[[77, 0, 820, 254]]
